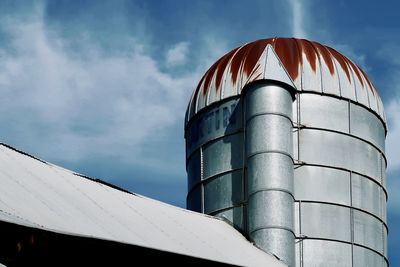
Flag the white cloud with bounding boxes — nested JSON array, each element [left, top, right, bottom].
[[0, 13, 200, 168], [289, 0, 307, 38], [386, 98, 400, 171], [0, 6, 230, 177], [165, 42, 190, 67]]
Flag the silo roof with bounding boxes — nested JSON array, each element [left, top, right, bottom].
[[0, 143, 285, 267], [186, 38, 386, 127]]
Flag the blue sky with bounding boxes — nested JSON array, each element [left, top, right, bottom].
[[0, 0, 398, 265]]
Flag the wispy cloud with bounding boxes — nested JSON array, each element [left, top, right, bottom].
[[0, 9, 196, 168], [0, 4, 231, 178], [386, 98, 400, 171], [289, 0, 307, 38], [165, 42, 190, 67]]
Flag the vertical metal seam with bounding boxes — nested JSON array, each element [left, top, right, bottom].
[[293, 38, 303, 91], [381, 153, 385, 258], [348, 100, 351, 134], [297, 93, 301, 161], [200, 146, 204, 213], [242, 97, 248, 234], [350, 171, 354, 266], [326, 49, 342, 97], [348, 61, 359, 103], [299, 200, 303, 267]]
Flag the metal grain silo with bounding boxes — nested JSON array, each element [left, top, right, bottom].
[[185, 38, 388, 267]]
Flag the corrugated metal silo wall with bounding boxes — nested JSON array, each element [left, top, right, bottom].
[[293, 92, 388, 267], [185, 97, 246, 231], [185, 89, 388, 267]]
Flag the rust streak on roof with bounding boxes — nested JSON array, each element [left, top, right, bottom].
[[359, 67, 376, 95], [298, 39, 317, 72], [188, 37, 382, 123], [202, 60, 219, 96], [273, 38, 301, 80], [230, 44, 250, 85], [346, 59, 365, 87], [243, 39, 271, 77], [327, 47, 351, 82], [215, 47, 240, 90], [190, 74, 205, 115], [313, 42, 335, 75]]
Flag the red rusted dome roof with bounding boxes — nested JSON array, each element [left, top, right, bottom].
[[186, 38, 385, 125]]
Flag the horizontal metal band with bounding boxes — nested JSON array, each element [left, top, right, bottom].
[[187, 168, 244, 196], [248, 188, 295, 201], [295, 200, 388, 232], [298, 126, 386, 164], [294, 163, 388, 200], [249, 226, 296, 238], [245, 111, 293, 125], [246, 150, 294, 162], [298, 91, 387, 134], [294, 236, 388, 262], [185, 129, 243, 163], [208, 204, 246, 216]]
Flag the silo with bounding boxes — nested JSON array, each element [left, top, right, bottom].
[[185, 38, 388, 267]]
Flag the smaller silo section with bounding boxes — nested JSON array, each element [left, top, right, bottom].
[[245, 81, 295, 266]]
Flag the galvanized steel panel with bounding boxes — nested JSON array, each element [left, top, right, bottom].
[[381, 191, 387, 223], [247, 153, 293, 195], [294, 165, 351, 205], [300, 203, 351, 242], [246, 115, 293, 157], [294, 202, 300, 236], [248, 191, 294, 232], [383, 226, 388, 257], [299, 129, 381, 182], [353, 245, 384, 267], [212, 206, 245, 231], [292, 99, 298, 125], [250, 228, 295, 267], [381, 153, 387, 190], [352, 173, 381, 219], [295, 242, 300, 267], [353, 210, 383, 253], [300, 93, 349, 133], [293, 131, 299, 161], [302, 240, 352, 267], [186, 98, 242, 157], [350, 103, 385, 152], [204, 170, 243, 214], [377, 96, 386, 124], [202, 133, 243, 179], [245, 83, 293, 120], [187, 149, 201, 191], [187, 185, 202, 212]]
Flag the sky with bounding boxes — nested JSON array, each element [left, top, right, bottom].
[[0, 0, 398, 265]]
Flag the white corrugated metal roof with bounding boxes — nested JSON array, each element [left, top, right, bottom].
[[0, 144, 285, 267]]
